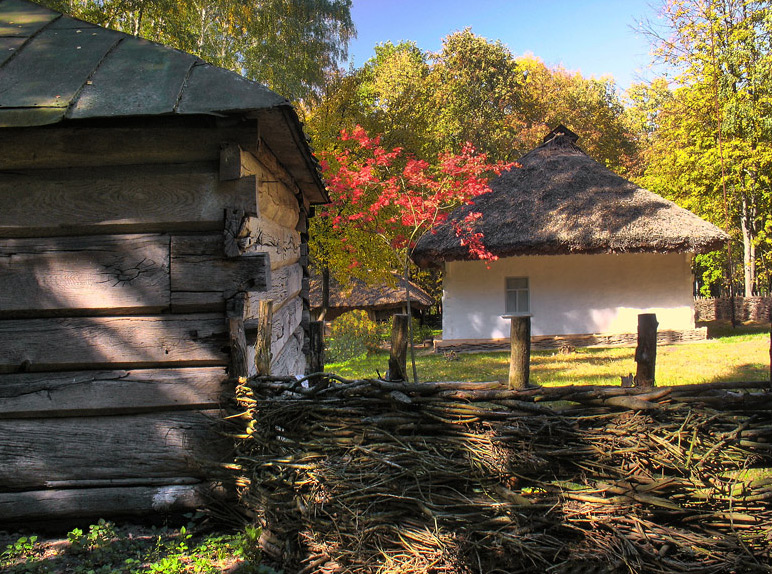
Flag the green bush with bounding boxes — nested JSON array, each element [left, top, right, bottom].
[[326, 310, 381, 362]]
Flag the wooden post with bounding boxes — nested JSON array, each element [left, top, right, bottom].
[[635, 313, 658, 388], [309, 320, 325, 374], [504, 314, 531, 390], [387, 314, 409, 382], [255, 300, 273, 376], [226, 293, 249, 379]]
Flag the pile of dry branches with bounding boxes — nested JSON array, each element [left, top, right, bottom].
[[227, 377, 772, 574]]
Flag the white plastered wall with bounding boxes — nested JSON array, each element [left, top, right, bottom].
[[442, 252, 695, 340]]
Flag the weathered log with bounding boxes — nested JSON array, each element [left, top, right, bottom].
[[0, 121, 255, 170], [269, 325, 306, 377], [0, 234, 170, 316], [0, 165, 258, 237], [227, 293, 249, 379], [170, 234, 270, 296], [255, 300, 273, 376], [0, 367, 226, 418], [0, 483, 212, 522], [387, 314, 409, 382], [0, 411, 225, 490], [238, 216, 301, 270], [0, 314, 229, 373]]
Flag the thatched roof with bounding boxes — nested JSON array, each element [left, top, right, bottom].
[[310, 273, 434, 311], [412, 126, 728, 268], [0, 0, 326, 204]]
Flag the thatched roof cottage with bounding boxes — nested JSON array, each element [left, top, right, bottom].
[[309, 273, 434, 322], [0, 0, 326, 522], [412, 126, 728, 350]]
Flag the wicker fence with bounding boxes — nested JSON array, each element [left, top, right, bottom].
[[694, 296, 772, 324]]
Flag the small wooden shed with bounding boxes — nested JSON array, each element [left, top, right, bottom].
[[309, 273, 434, 322], [0, 0, 327, 522], [412, 126, 728, 351]]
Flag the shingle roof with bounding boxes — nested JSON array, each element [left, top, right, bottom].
[[0, 0, 327, 203], [412, 127, 728, 268]]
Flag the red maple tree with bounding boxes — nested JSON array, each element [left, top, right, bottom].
[[317, 125, 515, 276]]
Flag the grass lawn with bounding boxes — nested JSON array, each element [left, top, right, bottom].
[[327, 326, 771, 386]]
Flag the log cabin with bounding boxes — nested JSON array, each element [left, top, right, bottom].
[[0, 0, 327, 522], [412, 126, 729, 352]]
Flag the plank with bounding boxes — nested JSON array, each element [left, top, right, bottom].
[[0, 484, 211, 523], [268, 297, 303, 359], [0, 411, 226, 490], [171, 262, 302, 313], [0, 121, 255, 170], [0, 234, 170, 316], [260, 180, 300, 229], [0, 315, 229, 373], [0, 165, 257, 237], [268, 325, 306, 377], [171, 234, 270, 298], [247, 263, 303, 317], [0, 367, 227, 418], [239, 215, 300, 269]]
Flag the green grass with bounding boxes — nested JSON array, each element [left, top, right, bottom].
[[327, 328, 770, 386]]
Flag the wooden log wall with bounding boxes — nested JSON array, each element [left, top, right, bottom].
[[0, 117, 313, 522]]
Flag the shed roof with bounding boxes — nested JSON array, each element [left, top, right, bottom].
[[412, 126, 728, 268], [309, 273, 434, 311], [0, 0, 327, 203]]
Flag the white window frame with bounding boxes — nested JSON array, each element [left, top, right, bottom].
[[505, 277, 530, 315]]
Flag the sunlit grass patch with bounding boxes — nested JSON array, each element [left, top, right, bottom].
[[326, 329, 770, 386]]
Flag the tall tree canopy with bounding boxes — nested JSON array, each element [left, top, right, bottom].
[[307, 30, 636, 171], [634, 0, 772, 295], [38, 0, 355, 102], [306, 29, 638, 284]]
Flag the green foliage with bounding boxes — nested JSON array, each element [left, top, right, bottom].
[[326, 310, 381, 362], [634, 0, 772, 295], [0, 520, 277, 574], [36, 0, 354, 102]]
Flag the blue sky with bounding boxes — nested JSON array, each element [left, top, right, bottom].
[[346, 0, 666, 92]]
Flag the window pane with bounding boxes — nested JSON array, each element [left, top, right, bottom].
[[507, 277, 528, 290], [518, 290, 529, 313], [506, 291, 518, 314]]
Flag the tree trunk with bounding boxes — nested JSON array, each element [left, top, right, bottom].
[[740, 192, 756, 296], [387, 314, 409, 382]]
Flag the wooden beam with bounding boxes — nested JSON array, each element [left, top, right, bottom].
[[0, 165, 258, 238], [238, 216, 301, 270], [254, 300, 273, 376], [171, 234, 270, 297], [0, 367, 227, 418], [227, 293, 249, 379], [0, 484, 213, 522], [0, 121, 255, 170], [0, 411, 226, 490], [0, 314, 229, 373], [0, 234, 170, 316]]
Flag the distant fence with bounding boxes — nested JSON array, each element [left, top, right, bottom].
[[694, 296, 772, 324]]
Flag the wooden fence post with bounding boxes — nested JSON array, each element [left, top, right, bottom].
[[255, 300, 273, 376], [504, 314, 531, 390], [309, 321, 325, 374], [226, 292, 249, 379], [388, 314, 409, 382], [635, 313, 658, 388]]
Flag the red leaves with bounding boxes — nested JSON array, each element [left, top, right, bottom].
[[320, 125, 515, 260]]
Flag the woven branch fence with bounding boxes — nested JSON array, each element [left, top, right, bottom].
[[226, 376, 772, 574]]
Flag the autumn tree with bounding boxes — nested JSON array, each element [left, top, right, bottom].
[[37, 0, 355, 102], [637, 0, 772, 295], [312, 125, 513, 380]]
